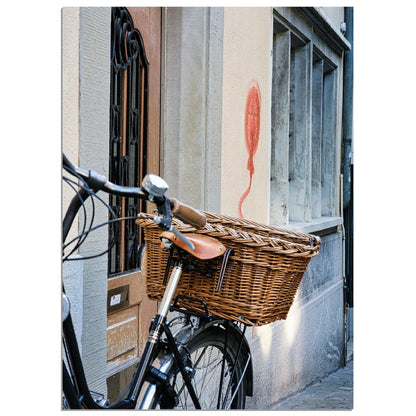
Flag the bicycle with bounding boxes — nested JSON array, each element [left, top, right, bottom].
[[62, 153, 253, 409]]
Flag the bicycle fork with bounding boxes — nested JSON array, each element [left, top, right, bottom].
[[119, 259, 201, 409]]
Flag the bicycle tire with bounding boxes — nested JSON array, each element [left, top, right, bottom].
[[149, 325, 247, 409]]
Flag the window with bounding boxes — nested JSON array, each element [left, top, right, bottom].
[[270, 11, 340, 227], [108, 7, 149, 276]]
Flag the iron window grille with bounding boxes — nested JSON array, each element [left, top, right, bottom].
[[109, 7, 149, 276]]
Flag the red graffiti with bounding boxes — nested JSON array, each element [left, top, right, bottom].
[[238, 80, 261, 219]]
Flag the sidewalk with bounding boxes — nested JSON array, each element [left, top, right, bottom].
[[272, 359, 353, 410]]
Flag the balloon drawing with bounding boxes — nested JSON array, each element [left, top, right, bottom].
[[238, 80, 261, 219]]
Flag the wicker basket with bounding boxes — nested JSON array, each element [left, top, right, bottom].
[[136, 212, 320, 326]]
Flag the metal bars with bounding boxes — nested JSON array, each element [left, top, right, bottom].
[[109, 7, 149, 275]]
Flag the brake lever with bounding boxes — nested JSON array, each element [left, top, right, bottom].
[[151, 195, 195, 251], [170, 227, 195, 251], [151, 216, 195, 251]]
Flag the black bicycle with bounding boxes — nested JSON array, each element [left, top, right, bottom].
[[62, 154, 253, 409]]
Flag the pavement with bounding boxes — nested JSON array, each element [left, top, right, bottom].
[[272, 358, 353, 410]]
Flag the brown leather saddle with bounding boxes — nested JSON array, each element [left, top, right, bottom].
[[160, 231, 226, 260], [159, 231, 233, 291]]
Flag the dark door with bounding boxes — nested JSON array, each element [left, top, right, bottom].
[[106, 7, 161, 399]]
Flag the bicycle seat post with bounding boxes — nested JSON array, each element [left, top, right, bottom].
[[157, 259, 183, 319]]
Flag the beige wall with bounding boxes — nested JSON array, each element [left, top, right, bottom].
[[221, 8, 273, 224]]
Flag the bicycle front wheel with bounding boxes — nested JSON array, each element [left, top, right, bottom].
[[171, 325, 247, 409]]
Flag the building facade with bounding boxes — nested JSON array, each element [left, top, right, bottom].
[[62, 6, 353, 407]]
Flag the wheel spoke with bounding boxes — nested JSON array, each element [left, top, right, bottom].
[[167, 326, 246, 409]]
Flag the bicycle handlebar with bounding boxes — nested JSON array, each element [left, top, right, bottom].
[[171, 198, 207, 229], [63, 153, 149, 200], [63, 153, 206, 250]]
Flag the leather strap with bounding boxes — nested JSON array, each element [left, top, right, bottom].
[[216, 248, 234, 291]]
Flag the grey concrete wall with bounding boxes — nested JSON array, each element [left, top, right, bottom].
[[78, 7, 111, 395], [62, 7, 80, 251], [62, 7, 110, 395], [270, 30, 290, 225], [246, 231, 344, 408], [162, 7, 346, 408], [162, 7, 223, 213], [289, 43, 313, 223]]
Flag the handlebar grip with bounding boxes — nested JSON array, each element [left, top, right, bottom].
[[170, 198, 207, 229]]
